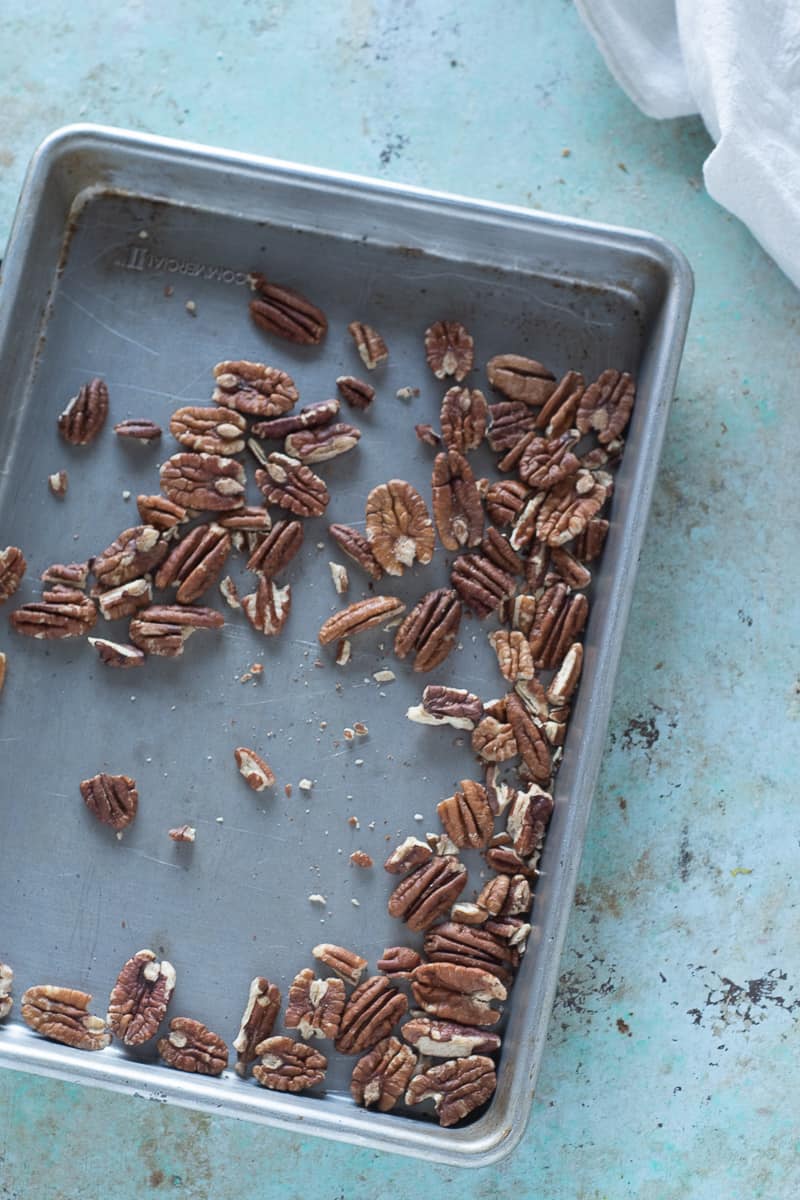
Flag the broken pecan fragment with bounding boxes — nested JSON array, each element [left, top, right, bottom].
[[58, 378, 108, 445], [549, 545, 591, 590], [246, 520, 303, 578], [536, 472, 609, 547], [573, 516, 609, 562], [415, 423, 442, 448], [41, 561, 90, 589], [431, 450, 483, 551], [254, 452, 329, 517], [471, 714, 517, 763], [383, 836, 433, 875], [518, 431, 581, 490], [251, 398, 339, 440], [528, 582, 588, 670], [488, 629, 533, 684], [535, 369, 585, 436], [168, 825, 196, 842], [411, 962, 506, 1027], [21, 985, 111, 1050], [507, 785, 554, 860], [114, 418, 162, 442], [365, 479, 435, 575], [0, 546, 26, 603], [377, 947, 422, 979], [136, 494, 188, 535], [451, 554, 516, 619], [505, 692, 551, 783], [0, 963, 12, 1020], [169, 406, 246, 455], [93, 525, 167, 590], [509, 494, 546, 553], [312, 944, 367, 987], [547, 641, 583, 705], [80, 772, 138, 831], [213, 359, 299, 417], [88, 637, 145, 669], [318, 595, 406, 646], [406, 684, 483, 730], [48, 470, 68, 497], [234, 746, 275, 791], [423, 922, 519, 986], [107, 949, 176, 1046], [285, 968, 346, 1040], [328, 524, 383, 580], [487, 400, 541, 452], [425, 321, 474, 382], [484, 479, 530, 527], [351, 1036, 417, 1112], [285, 422, 361, 463], [485, 846, 537, 877], [249, 273, 328, 344], [350, 850, 374, 868], [218, 506, 272, 533], [483, 916, 531, 948], [241, 578, 291, 636], [486, 354, 555, 406], [158, 1017, 228, 1075], [155, 524, 232, 604], [348, 321, 388, 369], [253, 1036, 327, 1091], [402, 1016, 501, 1058], [387, 856, 467, 932], [335, 975, 408, 1055], [10, 587, 97, 639], [406, 1054, 497, 1126], [160, 453, 246, 512], [439, 386, 487, 453], [577, 369, 635, 443], [437, 781, 494, 849], [129, 604, 224, 657], [336, 375, 375, 410], [97, 578, 152, 621], [234, 978, 282, 1077], [475, 873, 532, 917], [394, 588, 462, 673]]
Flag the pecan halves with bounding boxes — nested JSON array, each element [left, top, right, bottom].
[[411, 962, 506, 1027], [285, 422, 361, 464], [213, 359, 299, 417], [327, 524, 383, 580], [577, 369, 635, 443], [405, 1055, 497, 1126], [387, 856, 467, 932], [336, 375, 375, 410], [528, 582, 588, 670], [253, 1036, 327, 1092], [250, 398, 340, 440], [351, 1036, 417, 1112], [535, 370, 585, 436], [41, 561, 90, 589], [0, 963, 12, 1020], [383, 836, 434, 875], [393, 588, 462, 673], [348, 321, 388, 369], [0, 546, 26, 603], [377, 947, 422, 979], [471, 714, 517, 763], [169, 406, 247, 455], [536, 472, 609, 547], [431, 450, 483, 551], [58, 378, 109, 445], [487, 401, 540, 452], [158, 1017, 228, 1075], [234, 746, 276, 791], [505, 692, 551, 784], [241, 579, 291, 636], [425, 321, 474, 382], [423, 922, 519, 986], [475, 873, 532, 917], [507, 785, 554, 859], [334, 975, 408, 1055], [249, 273, 328, 344], [233, 977, 282, 1077], [245, 520, 303, 577], [486, 355, 555, 406], [155, 523, 232, 603], [318, 595, 406, 646], [107, 950, 176, 1046], [255, 452, 329, 517], [93, 525, 167, 590], [439, 387, 487, 452], [10, 587, 97, 639], [518, 431, 581, 490], [488, 629, 533, 683], [437, 780, 494, 850], [285, 968, 346, 1040], [365, 480, 435, 575], [160, 453, 246, 512], [80, 772, 138, 831], [406, 684, 483, 730], [129, 604, 224, 657], [451, 554, 516, 619], [573, 516, 609, 562], [136, 494, 188, 535], [114, 418, 162, 442], [21, 985, 111, 1051], [88, 638, 146, 669], [484, 479, 530, 527], [481, 527, 524, 577], [549, 545, 591, 590], [312, 944, 368, 987], [401, 1016, 501, 1058]]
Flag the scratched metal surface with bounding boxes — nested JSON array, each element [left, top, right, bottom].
[[0, 1, 798, 1198]]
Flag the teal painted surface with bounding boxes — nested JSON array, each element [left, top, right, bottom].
[[1, 1, 799, 1196]]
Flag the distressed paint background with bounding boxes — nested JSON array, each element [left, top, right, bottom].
[[1, 1, 799, 1196]]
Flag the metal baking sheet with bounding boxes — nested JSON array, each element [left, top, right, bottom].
[[0, 125, 692, 1166]]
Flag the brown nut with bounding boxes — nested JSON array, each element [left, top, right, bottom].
[[484, 479, 530, 527], [415, 423, 442, 448], [285, 422, 361, 464], [481, 527, 524, 577], [450, 554, 516, 619], [160, 453, 246, 512], [169, 406, 247, 455], [486, 354, 555, 406], [405, 1054, 497, 1126], [334, 975, 408, 1055], [488, 630, 533, 684], [254, 452, 329, 517], [437, 781, 494, 850], [88, 638, 146, 669], [128, 603, 224, 657], [471, 715, 517, 763], [168, 825, 196, 843], [549, 546, 591, 590], [536, 472, 609, 548], [411, 962, 506, 1027], [233, 977, 282, 1077], [155, 524, 232, 603], [425, 321, 474, 382], [96, 578, 152, 621], [58, 378, 109, 445], [547, 641, 583, 705], [249, 273, 328, 344], [528, 582, 588, 670], [377, 947, 423, 979], [383, 836, 434, 876], [158, 1017, 228, 1075], [10, 587, 97, 639], [252, 1036, 327, 1092], [401, 1016, 501, 1058], [136, 494, 188, 534], [475, 873, 532, 917], [0, 546, 26, 603], [518, 431, 581, 490], [21, 985, 111, 1051], [351, 1036, 417, 1112], [483, 916, 531, 948], [218, 506, 272, 533], [487, 401, 541, 452], [573, 516, 609, 562], [285, 968, 346, 1040], [365, 480, 435, 576], [327, 524, 383, 581], [406, 685, 483, 730], [535, 370, 585, 436], [234, 746, 276, 791], [107, 950, 176, 1046], [336, 375, 375, 410], [114, 418, 162, 442], [41, 561, 90, 589], [80, 772, 138, 831], [0, 962, 12, 1020], [312, 944, 367, 987], [318, 595, 406, 646], [213, 359, 299, 417], [348, 321, 388, 369], [509, 494, 546, 554], [387, 856, 467, 932], [394, 588, 462, 673], [93, 525, 167, 590], [507, 785, 554, 860], [251, 398, 340, 440], [423, 922, 518, 987], [48, 470, 68, 497], [505, 692, 551, 784], [245, 520, 303, 578], [439, 386, 487, 453], [431, 450, 483, 551], [241, 578, 291, 636], [577, 369, 635, 443]]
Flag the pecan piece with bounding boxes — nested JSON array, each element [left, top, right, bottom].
[[107, 950, 176, 1046], [10, 587, 97, 639], [387, 856, 467, 932], [329, 561, 349, 594], [0, 546, 26, 603], [485, 846, 537, 877], [158, 1017, 228, 1075], [483, 916, 531, 948], [573, 516, 609, 562], [475, 873, 532, 917], [415, 423, 442, 448], [318, 595, 406, 646], [169, 406, 247, 455], [365, 480, 435, 575], [549, 546, 591, 590], [348, 321, 388, 369], [80, 772, 138, 831], [312, 944, 367, 987], [437, 781, 494, 850], [451, 554, 516, 619], [488, 629, 533, 683], [114, 418, 162, 442], [251, 398, 339, 442], [351, 1036, 416, 1112], [129, 604, 224, 657], [41, 561, 90, 589], [93, 525, 167, 590], [234, 746, 275, 791], [486, 354, 555, 405], [377, 947, 422, 979], [336, 375, 375, 410], [285, 968, 346, 1040], [160, 453, 246, 512], [528, 582, 588, 670], [383, 836, 433, 876], [471, 714, 517, 763], [168, 825, 196, 842], [481, 527, 524, 577], [547, 641, 583, 705], [518, 431, 581, 490], [406, 684, 483, 730], [246, 520, 303, 577], [155, 524, 232, 603], [487, 401, 540, 452], [97, 578, 152, 621], [536, 472, 609, 547], [577, 369, 635, 443], [0, 963, 12, 1020], [328, 524, 383, 580], [21, 985, 111, 1051], [233, 978, 282, 1077], [509, 494, 546, 553], [507, 785, 554, 859], [505, 692, 551, 783], [431, 450, 483, 551], [285, 422, 361, 464], [136, 494, 188, 535], [402, 1016, 501, 1058], [213, 359, 299, 417], [88, 637, 146, 669], [439, 387, 487, 453], [335, 975, 408, 1055], [249, 274, 328, 344], [241, 579, 291, 636], [394, 588, 462, 673], [58, 378, 108, 444], [411, 963, 506, 1027], [535, 370, 585, 436], [218, 506, 272, 533], [484, 479, 530, 527], [255, 452, 329, 516], [48, 470, 68, 497], [425, 320, 474, 382], [423, 922, 519, 986], [406, 1055, 497, 1126], [253, 1036, 327, 1091]]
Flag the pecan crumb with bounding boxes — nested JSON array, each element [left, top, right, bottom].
[[169, 825, 196, 843], [350, 850, 374, 869], [329, 561, 350, 595], [48, 470, 69, 497], [234, 747, 276, 791]]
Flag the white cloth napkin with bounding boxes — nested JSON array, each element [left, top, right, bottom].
[[576, 0, 800, 289]]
